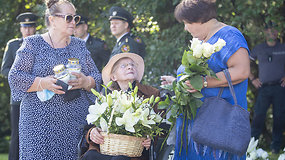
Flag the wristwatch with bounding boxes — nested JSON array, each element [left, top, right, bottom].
[[203, 76, 208, 88]]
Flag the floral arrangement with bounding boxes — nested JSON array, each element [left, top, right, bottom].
[[278, 148, 285, 160], [86, 82, 164, 138], [159, 38, 226, 153], [246, 137, 269, 160]]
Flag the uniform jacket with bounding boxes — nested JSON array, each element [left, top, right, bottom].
[[1, 38, 23, 105], [86, 36, 110, 71], [111, 33, 146, 59], [83, 82, 160, 160]]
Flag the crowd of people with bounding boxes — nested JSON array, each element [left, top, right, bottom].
[[0, 0, 285, 160]]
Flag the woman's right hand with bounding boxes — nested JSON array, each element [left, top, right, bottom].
[[161, 75, 176, 86], [251, 78, 262, 89], [90, 127, 104, 144], [40, 76, 64, 94]]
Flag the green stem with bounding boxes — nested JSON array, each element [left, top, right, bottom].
[[159, 121, 176, 152], [179, 112, 186, 156]]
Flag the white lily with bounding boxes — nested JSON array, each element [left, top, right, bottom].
[[247, 137, 258, 153], [115, 109, 138, 133], [100, 117, 108, 132], [86, 100, 108, 124], [140, 108, 156, 128]]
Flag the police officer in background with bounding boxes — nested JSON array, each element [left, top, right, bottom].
[[74, 15, 110, 71], [250, 22, 285, 154], [109, 6, 146, 58], [0, 12, 37, 160]]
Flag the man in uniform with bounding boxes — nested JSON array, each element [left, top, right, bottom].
[[74, 15, 110, 71], [108, 6, 146, 58], [250, 22, 285, 154], [0, 12, 37, 160]]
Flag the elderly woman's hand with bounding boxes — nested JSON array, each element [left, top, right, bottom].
[[161, 76, 176, 86], [68, 72, 90, 90], [185, 80, 198, 93], [90, 127, 104, 144], [142, 136, 151, 150]]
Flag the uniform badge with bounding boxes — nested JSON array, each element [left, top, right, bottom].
[[134, 37, 142, 43], [25, 18, 30, 22], [112, 11, 117, 16], [121, 45, 130, 52]]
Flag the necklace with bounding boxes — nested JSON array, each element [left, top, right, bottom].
[[48, 32, 55, 48], [48, 32, 69, 48]]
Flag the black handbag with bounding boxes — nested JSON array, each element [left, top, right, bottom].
[[190, 69, 251, 156]]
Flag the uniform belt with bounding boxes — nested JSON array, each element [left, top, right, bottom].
[[262, 81, 281, 86]]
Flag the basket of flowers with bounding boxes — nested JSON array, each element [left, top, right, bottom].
[[86, 82, 164, 157]]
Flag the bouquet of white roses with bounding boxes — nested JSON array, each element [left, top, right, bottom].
[[159, 38, 226, 153], [86, 82, 164, 138]]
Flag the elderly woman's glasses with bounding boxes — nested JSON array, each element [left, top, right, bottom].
[[53, 14, 81, 24], [119, 62, 137, 69]]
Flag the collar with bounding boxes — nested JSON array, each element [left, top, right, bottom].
[[83, 33, 90, 42], [117, 32, 129, 43]]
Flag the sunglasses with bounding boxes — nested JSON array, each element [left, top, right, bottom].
[[53, 14, 81, 24]]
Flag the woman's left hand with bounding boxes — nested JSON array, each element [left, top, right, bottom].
[[142, 136, 151, 150], [185, 80, 198, 93], [68, 72, 89, 90]]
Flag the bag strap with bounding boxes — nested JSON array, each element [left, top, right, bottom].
[[223, 69, 238, 105], [217, 87, 224, 97]]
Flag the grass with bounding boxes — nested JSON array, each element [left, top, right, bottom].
[[0, 154, 8, 160]]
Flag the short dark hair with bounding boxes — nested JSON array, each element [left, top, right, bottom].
[[174, 0, 217, 24]]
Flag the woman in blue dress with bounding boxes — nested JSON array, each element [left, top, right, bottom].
[[161, 0, 250, 159], [8, 0, 101, 159]]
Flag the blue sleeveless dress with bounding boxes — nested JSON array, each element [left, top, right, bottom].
[[174, 26, 249, 160], [8, 35, 102, 160]]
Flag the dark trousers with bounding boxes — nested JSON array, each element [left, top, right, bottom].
[[251, 85, 285, 151], [9, 104, 20, 160], [81, 150, 131, 160]]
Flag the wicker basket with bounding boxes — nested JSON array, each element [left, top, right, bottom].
[[100, 132, 146, 157]]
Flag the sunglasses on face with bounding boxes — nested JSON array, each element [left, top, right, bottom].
[[53, 14, 81, 24]]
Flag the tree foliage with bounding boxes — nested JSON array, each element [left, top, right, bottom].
[[0, 0, 284, 152]]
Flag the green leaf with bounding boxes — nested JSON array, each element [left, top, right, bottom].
[[91, 88, 100, 98], [106, 81, 113, 88], [191, 92, 204, 98], [190, 75, 203, 91]]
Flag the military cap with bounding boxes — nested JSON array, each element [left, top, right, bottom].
[[76, 15, 88, 26], [16, 12, 38, 27], [109, 6, 134, 28]]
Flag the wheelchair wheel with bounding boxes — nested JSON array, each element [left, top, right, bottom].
[[156, 144, 174, 160]]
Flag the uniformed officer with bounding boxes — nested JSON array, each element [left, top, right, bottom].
[[109, 6, 146, 58], [74, 15, 110, 71], [0, 12, 37, 160]]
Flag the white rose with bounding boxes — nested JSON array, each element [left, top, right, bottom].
[[192, 43, 203, 58], [213, 38, 226, 52], [190, 38, 202, 49], [202, 42, 215, 58]]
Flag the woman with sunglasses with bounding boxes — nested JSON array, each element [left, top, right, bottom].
[[8, 0, 101, 159]]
